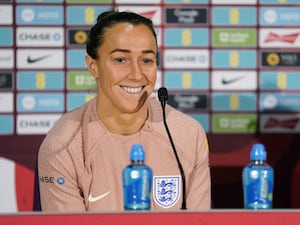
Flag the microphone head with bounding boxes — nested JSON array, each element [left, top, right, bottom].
[[158, 87, 168, 102]]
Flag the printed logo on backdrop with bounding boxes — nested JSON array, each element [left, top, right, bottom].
[[165, 8, 207, 25], [211, 0, 256, 4], [260, 0, 300, 3], [212, 50, 256, 69], [67, 49, 86, 69], [212, 71, 257, 91], [164, 28, 209, 47], [164, 0, 208, 3], [116, 6, 161, 26], [17, 71, 64, 91], [153, 176, 180, 208], [0, 28, 13, 46], [0, 5, 13, 25], [17, 114, 61, 135], [212, 93, 256, 111], [68, 28, 89, 46], [15, 0, 63, 2], [260, 114, 300, 133], [0, 72, 13, 90], [164, 49, 209, 69], [261, 51, 300, 68], [212, 114, 257, 133], [67, 71, 97, 90], [0, 49, 14, 69], [17, 49, 64, 69], [265, 32, 300, 43], [16, 6, 63, 25], [67, 92, 96, 111], [0, 115, 13, 135], [0, 92, 13, 113], [260, 71, 300, 90], [212, 7, 256, 26], [212, 28, 256, 47], [16, 27, 64, 47], [17, 93, 64, 112], [168, 94, 208, 111], [66, 0, 112, 3], [260, 93, 300, 112], [115, 0, 160, 3], [164, 71, 209, 90], [260, 28, 300, 48], [66, 6, 111, 25], [260, 7, 300, 26]]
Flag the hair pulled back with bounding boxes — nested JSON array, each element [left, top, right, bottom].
[[86, 10, 157, 59]]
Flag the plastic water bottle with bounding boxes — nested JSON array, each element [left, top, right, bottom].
[[242, 143, 274, 209], [122, 144, 153, 210]]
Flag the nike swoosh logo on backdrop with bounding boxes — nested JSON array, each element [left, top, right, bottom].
[[27, 54, 51, 63], [221, 76, 244, 85], [88, 190, 111, 203]]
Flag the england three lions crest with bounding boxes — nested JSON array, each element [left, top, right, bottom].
[[153, 176, 180, 208]]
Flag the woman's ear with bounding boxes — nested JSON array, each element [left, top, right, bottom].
[[85, 54, 99, 79]]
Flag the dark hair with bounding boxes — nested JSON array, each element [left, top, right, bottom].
[[86, 10, 158, 59]]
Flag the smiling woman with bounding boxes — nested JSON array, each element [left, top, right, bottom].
[[82, 10, 159, 136], [37, 10, 211, 212]]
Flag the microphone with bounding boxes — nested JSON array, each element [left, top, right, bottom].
[[157, 87, 187, 210]]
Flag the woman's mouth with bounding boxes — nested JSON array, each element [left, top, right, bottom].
[[121, 86, 144, 94]]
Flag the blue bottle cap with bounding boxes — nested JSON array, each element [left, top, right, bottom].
[[250, 143, 267, 161], [130, 144, 145, 161]]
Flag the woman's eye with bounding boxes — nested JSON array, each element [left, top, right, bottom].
[[114, 57, 126, 63], [143, 58, 154, 64]]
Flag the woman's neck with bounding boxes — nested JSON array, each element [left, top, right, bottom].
[[97, 105, 148, 135]]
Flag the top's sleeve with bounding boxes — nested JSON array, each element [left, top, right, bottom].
[[186, 125, 211, 210], [38, 137, 86, 211]]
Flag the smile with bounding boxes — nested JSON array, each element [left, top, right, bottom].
[[121, 86, 144, 94]]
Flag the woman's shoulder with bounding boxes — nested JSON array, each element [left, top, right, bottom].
[[44, 99, 96, 143]]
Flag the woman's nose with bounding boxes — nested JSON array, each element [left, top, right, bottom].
[[128, 61, 143, 79]]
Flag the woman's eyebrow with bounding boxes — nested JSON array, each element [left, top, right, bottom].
[[110, 49, 156, 55], [110, 48, 130, 54]]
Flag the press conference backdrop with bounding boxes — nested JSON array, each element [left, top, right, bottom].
[[0, 0, 300, 212]]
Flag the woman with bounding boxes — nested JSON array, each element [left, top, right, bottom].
[[38, 10, 211, 211]]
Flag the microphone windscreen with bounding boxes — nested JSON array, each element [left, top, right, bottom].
[[158, 87, 168, 102]]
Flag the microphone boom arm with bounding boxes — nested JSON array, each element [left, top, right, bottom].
[[158, 87, 187, 210]]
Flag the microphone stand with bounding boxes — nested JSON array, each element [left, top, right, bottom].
[[158, 87, 187, 210]]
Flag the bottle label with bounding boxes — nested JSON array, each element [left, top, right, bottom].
[[153, 175, 180, 209], [243, 168, 274, 209], [123, 168, 152, 210]]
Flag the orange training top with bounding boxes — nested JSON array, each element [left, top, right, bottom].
[[38, 97, 211, 211]]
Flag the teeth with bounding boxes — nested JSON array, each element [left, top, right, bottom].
[[122, 86, 143, 93]]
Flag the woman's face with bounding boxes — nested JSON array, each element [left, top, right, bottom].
[[86, 22, 157, 115]]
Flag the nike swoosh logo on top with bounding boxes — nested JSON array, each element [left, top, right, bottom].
[[221, 76, 244, 85], [88, 191, 111, 203], [27, 54, 51, 63]]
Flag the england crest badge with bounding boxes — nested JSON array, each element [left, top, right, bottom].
[[153, 175, 180, 208]]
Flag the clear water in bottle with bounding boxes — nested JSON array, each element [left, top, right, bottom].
[[122, 144, 153, 210], [242, 143, 274, 209]]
